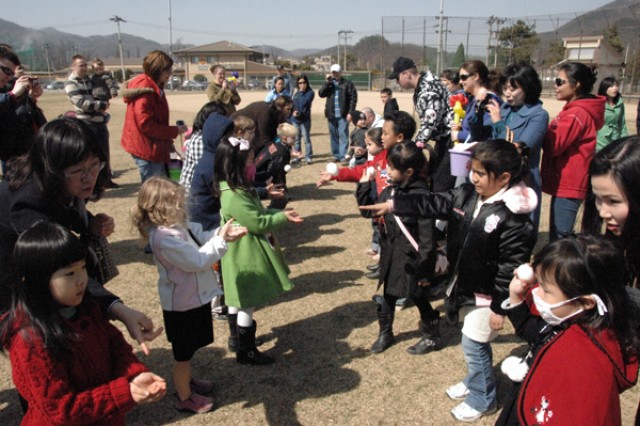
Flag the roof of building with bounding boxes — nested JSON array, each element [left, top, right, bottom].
[[174, 40, 262, 55]]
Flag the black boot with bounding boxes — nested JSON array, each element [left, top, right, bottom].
[[237, 321, 274, 365], [227, 314, 263, 353], [407, 316, 441, 355], [370, 307, 395, 354]]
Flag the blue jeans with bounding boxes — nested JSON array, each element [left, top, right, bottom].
[[461, 334, 496, 412], [132, 155, 167, 183], [293, 120, 313, 160], [549, 196, 582, 242], [327, 117, 349, 160]]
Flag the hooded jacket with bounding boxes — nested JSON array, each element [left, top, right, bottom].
[[498, 300, 638, 426], [393, 182, 537, 314], [541, 95, 605, 199], [120, 74, 179, 163], [188, 113, 233, 231], [596, 97, 628, 152]]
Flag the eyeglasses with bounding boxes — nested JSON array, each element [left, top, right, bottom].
[[64, 161, 105, 180], [554, 78, 568, 87], [459, 73, 472, 81], [0, 65, 14, 77]]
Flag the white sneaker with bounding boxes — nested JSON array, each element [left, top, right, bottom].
[[450, 402, 497, 423], [446, 382, 470, 400]]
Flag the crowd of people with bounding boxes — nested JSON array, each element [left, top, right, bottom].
[[1, 40, 640, 424]]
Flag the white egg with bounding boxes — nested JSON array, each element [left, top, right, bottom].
[[284, 165, 291, 173], [367, 166, 375, 176], [516, 264, 534, 283], [326, 162, 339, 176]]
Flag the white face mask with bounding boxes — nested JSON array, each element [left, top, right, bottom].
[[531, 287, 608, 326]]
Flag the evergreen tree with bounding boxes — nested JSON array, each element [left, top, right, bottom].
[[452, 43, 465, 68]]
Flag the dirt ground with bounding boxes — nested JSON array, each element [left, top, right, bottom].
[[0, 89, 638, 425]]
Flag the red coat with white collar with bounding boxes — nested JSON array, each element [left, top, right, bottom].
[[120, 74, 179, 163], [333, 148, 390, 196]]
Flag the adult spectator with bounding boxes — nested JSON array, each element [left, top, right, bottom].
[[485, 63, 549, 232], [389, 56, 452, 191], [291, 74, 315, 164], [541, 62, 604, 241], [0, 44, 45, 168], [231, 96, 293, 152], [362, 107, 383, 129], [596, 77, 628, 152], [65, 55, 117, 188], [207, 64, 241, 117], [0, 118, 159, 351], [265, 76, 290, 103], [273, 64, 295, 95], [318, 64, 358, 162], [121, 50, 187, 183]]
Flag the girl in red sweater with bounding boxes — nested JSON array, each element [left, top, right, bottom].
[[1, 221, 166, 425]]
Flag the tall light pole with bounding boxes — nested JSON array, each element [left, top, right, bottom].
[[436, 0, 445, 75], [43, 43, 52, 82], [168, 0, 173, 57], [110, 15, 126, 82], [339, 30, 353, 71]]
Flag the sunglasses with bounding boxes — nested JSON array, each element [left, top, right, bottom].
[[554, 78, 568, 87], [459, 73, 472, 81], [0, 65, 14, 77]]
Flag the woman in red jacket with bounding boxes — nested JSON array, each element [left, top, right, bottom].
[[121, 50, 187, 183], [541, 62, 604, 241]]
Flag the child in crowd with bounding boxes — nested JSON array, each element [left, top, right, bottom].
[[363, 128, 384, 265], [361, 139, 537, 422], [496, 235, 638, 425], [0, 221, 166, 424], [255, 122, 300, 209], [345, 110, 368, 167], [90, 58, 118, 104], [380, 88, 399, 116], [213, 135, 303, 365], [132, 176, 247, 413], [358, 142, 440, 354]]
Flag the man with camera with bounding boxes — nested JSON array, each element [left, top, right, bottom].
[[65, 54, 117, 188], [0, 44, 46, 168], [388, 56, 452, 192], [318, 64, 358, 162]]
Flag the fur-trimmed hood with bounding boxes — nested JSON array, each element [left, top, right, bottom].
[[121, 74, 160, 103], [500, 182, 538, 215]]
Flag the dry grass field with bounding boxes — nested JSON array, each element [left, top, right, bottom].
[[0, 88, 638, 425]]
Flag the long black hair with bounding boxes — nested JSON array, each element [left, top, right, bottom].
[[386, 141, 428, 182], [597, 76, 621, 104], [472, 139, 530, 186], [6, 117, 104, 199], [212, 136, 256, 196], [559, 62, 598, 98], [0, 221, 88, 357]]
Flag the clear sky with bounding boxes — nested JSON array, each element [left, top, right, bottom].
[[7, 0, 614, 52]]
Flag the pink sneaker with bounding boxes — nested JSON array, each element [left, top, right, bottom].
[[190, 377, 214, 394], [175, 392, 214, 413]]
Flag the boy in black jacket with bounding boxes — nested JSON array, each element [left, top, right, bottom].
[[255, 123, 299, 208]]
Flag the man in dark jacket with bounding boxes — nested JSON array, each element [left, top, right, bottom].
[[318, 64, 358, 162], [231, 96, 292, 152]]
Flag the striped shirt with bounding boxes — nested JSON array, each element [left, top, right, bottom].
[[65, 72, 108, 122], [179, 130, 204, 191]]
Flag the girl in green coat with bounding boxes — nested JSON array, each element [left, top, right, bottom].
[[213, 133, 303, 365], [596, 77, 628, 152]]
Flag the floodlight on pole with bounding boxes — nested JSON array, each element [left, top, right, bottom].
[[110, 15, 127, 82]]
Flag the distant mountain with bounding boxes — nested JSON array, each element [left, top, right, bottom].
[[0, 18, 169, 71], [250, 44, 322, 60]]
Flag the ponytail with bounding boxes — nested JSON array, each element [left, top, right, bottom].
[[472, 139, 528, 186]]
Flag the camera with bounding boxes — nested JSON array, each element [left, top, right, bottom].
[[29, 77, 39, 86], [476, 97, 491, 113], [176, 120, 185, 126]]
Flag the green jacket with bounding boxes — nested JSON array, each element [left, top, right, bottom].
[[596, 97, 628, 152], [219, 182, 293, 307]]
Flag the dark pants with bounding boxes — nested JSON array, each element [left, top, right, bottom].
[[87, 121, 112, 183]]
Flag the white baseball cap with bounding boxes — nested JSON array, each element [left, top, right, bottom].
[[330, 64, 341, 73]]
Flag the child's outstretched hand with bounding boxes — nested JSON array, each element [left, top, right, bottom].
[[266, 182, 285, 199], [359, 166, 376, 183], [130, 372, 167, 404], [509, 264, 536, 304], [316, 171, 333, 188], [284, 208, 304, 224], [218, 218, 248, 242], [359, 202, 390, 217]]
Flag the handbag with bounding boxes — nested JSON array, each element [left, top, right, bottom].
[[88, 236, 119, 284]]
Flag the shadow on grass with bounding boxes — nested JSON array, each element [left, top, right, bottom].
[[125, 301, 372, 425]]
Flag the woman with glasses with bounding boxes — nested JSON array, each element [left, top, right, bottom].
[[450, 60, 502, 144], [0, 118, 160, 357], [291, 74, 315, 164], [596, 77, 628, 152], [121, 50, 188, 183], [541, 62, 604, 242], [485, 64, 549, 233]]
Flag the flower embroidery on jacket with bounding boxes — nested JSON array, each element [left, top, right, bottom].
[[484, 214, 500, 233], [531, 396, 553, 424]]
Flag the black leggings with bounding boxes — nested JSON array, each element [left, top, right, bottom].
[[382, 293, 438, 321]]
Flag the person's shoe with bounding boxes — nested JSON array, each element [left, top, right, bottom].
[[370, 310, 395, 354], [174, 392, 214, 413], [407, 317, 441, 355], [446, 382, 470, 401], [366, 263, 380, 271], [372, 294, 384, 305], [144, 243, 153, 254], [290, 157, 301, 164], [450, 401, 496, 422], [305, 158, 312, 165], [366, 269, 381, 279], [104, 180, 120, 189], [395, 298, 408, 309], [190, 378, 214, 394]]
